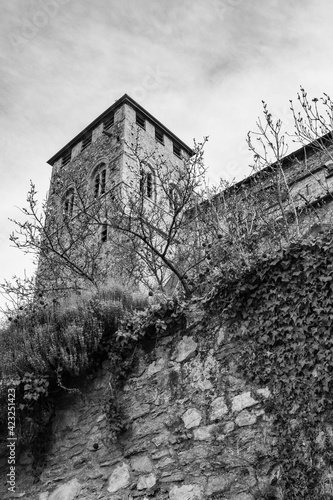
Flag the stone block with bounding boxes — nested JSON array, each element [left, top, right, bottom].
[[48, 478, 81, 500], [256, 387, 271, 398], [155, 456, 174, 468], [235, 410, 257, 427], [233, 493, 255, 500], [130, 454, 153, 472], [173, 336, 198, 363], [223, 421, 235, 434], [147, 358, 166, 376], [169, 484, 202, 500], [92, 123, 103, 142], [107, 462, 131, 493], [152, 448, 169, 459], [39, 494, 49, 500], [178, 445, 211, 465], [152, 432, 171, 447], [131, 413, 166, 437], [210, 396, 228, 421], [182, 408, 202, 429], [216, 327, 226, 345], [206, 474, 236, 495], [137, 473, 157, 490], [160, 471, 184, 482], [71, 142, 82, 159], [231, 392, 258, 413], [193, 425, 215, 441]]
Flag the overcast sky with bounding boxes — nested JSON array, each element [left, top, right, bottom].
[[1, 0, 333, 310]]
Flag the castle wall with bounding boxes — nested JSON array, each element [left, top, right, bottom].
[[1, 305, 279, 500]]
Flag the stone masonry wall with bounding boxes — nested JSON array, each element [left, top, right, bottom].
[[0, 306, 279, 500]]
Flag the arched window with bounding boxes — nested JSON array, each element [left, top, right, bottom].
[[139, 167, 155, 199], [93, 163, 107, 198], [63, 188, 74, 219]]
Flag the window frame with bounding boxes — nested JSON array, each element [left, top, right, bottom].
[[62, 187, 75, 219], [136, 112, 146, 130], [155, 127, 164, 145], [92, 162, 107, 198], [173, 142, 181, 158], [139, 166, 155, 200], [101, 223, 108, 243]]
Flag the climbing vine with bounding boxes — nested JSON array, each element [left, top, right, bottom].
[[222, 231, 333, 499]]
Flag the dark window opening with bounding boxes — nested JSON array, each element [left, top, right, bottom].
[[103, 113, 114, 130], [82, 133, 92, 151], [325, 163, 333, 178], [63, 189, 74, 219], [94, 166, 107, 198], [147, 172, 153, 198], [173, 143, 181, 157], [140, 170, 154, 199], [155, 127, 164, 144], [169, 186, 177, 211], [140, 170, 145, 194], [100, 169, 106, 194], [62, 150, 71, 167], [136, 112, 146, 129], [101, 224, 108, 243], [94, 173, 100, 198]]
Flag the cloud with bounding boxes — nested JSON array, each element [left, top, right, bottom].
[[1, 0, 333, 312]]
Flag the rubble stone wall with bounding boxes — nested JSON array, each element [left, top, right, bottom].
[[0, 307, 278, 500]]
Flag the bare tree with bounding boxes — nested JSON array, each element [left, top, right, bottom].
[[245, 89, 333, 244], [3, 135, 209, 303]]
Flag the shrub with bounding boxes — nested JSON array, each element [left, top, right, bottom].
[[0, 283, 147, 380], [0, 282, 147, 468]]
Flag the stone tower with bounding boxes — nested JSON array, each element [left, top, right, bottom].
[[43, 94, 194, 292]]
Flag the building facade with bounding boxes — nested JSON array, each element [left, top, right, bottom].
[[42, 95, 333, 296], [42, 95, 194, 293]]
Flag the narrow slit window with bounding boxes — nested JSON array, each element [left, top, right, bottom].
[[136, 112, 146, 129], [173, 143, 181, 157], [62, 150, 71, 167], [146, 172, 153, 198], [101, 224, 108, 243], [155, 127, 164, 144], [100, 169, 106, 194], [82, 133, 92, 151], [139, 170, 145, 194], [93, 164, 107, 198], [63, 188, 74, 219], [94, 173, 100, 198], [103, 113, 114, 130], [169, 186, 179, 211]]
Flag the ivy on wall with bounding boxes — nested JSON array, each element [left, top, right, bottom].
[[223, 231, 333, 499]]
